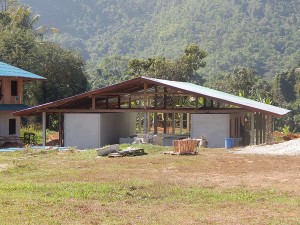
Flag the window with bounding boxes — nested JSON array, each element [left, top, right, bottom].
[[9, 119, 16, 135], [11, 81, 18, 96]]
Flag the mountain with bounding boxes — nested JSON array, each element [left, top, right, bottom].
[[19, 0, 300, 80]]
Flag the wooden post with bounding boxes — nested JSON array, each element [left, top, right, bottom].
[[58, 113, 63, 147], [154, 87, 158, 134], [256, 113, 259, 145], [163, 113, 167, 133], [251, 112, 255, 145], [118, 96, 121, 109], [129, 96, 131, 109], [42, 112, 46, 146], [92, 96, 95, 110], [180, 96, 183, 134], [187, 113, 190, 133], [138, 112, 142, 133], [172, 113, 175, 134], [163, 87, 167, 134], [106, 96, 109, 109], [266, 115, 273, 144], [143, 83, 148, 134]]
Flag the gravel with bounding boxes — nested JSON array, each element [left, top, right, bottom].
[[236, 138, 300, 156]]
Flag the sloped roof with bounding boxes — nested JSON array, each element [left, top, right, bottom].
[[0, 104, 29, 111], [145, 77, 290, 117], [13, 76, 290, 117], [0, 61, 46, 80]]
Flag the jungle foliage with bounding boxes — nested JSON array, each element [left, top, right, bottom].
[[19, 0, 300, 81], [0, 0, 88, 106], [2, 0, 300, 131]]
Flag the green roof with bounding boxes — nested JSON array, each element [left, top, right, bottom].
[[145, 77, 290, 116], [0, 61, 46, 80], [0, 104, 30, 111]]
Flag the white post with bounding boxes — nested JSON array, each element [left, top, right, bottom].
[[42, 112, 46, 146]]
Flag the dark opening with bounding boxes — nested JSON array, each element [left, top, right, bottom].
[[11, 81, 18, 96], [9, 119, 16, 135]]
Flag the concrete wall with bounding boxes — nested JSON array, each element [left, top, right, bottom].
[[191, 114, 230, 148], [64, 114, 100, 149], [0, 112, 20, 137], [100, 113, 136, 146], [64, 113, 137, 149]]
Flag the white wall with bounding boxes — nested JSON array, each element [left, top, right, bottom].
[[64, 113, 137, 149], [0, 112, 20, 137], [64, 114, 100, 149], [191, 114, 230, 148]]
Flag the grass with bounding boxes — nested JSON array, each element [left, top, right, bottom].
[[0, 145, 300, 224], [20, 125, 58, 145]]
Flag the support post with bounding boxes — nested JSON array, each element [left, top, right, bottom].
[[163, 87, 167, 133], [187, 113, 190, 133], [58, 113, 62, 147], [42, 112, 46, 146], [92, 96, 95, 110], [154, 87, 158, 134], [180, 96, 183, 134], [251, 112, 255, 145], [172, 113, 176, 134], [143, 83, 148, 134]]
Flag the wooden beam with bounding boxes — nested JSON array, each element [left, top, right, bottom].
[[90, 91, 186, 98], [91, 96, 95, 110], [41, 108, 248, 114]]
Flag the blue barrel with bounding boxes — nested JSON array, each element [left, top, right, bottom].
[[225, 138, 234, 149]]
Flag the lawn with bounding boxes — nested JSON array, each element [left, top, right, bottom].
[[0, 145, 300, 224]]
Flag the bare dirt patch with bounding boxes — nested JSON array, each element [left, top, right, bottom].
[[0, 163, 9, 171]]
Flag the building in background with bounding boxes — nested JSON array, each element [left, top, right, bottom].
[[0, 61, 45, 146]]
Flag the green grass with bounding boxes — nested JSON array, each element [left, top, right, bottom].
[[20, 125, 58, 145], [0, 145, 300, 224]]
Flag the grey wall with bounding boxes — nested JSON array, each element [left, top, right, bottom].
[[64, 113, 137, 149], [191, 114, 230, 148]]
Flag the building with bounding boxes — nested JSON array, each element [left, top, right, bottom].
[[13, 76, 290, 149], [0, 61, 46, 146]]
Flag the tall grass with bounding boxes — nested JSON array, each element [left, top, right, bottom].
[[20, 125, 57, 145]]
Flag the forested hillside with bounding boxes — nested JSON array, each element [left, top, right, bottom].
[[19, 0, 300, 80]]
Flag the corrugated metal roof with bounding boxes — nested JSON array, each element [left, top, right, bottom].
[[0, 61, 46, 80], [12, 76, 290, 117], [0, 104, 29, 111], [143, 77, 290, 116]]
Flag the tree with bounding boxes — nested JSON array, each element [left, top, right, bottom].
[[128, 44, 207, 83], [0, 1, 88, 105], [208, 67, 272, 101], [29, 42, 88, 104], [90, 55, 131, 90]]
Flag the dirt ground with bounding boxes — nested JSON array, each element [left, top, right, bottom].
[[175, 149, 300, 192], [92, 148, 300, 193]]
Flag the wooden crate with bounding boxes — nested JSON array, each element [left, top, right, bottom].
[[172, 139, 197, 154]]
